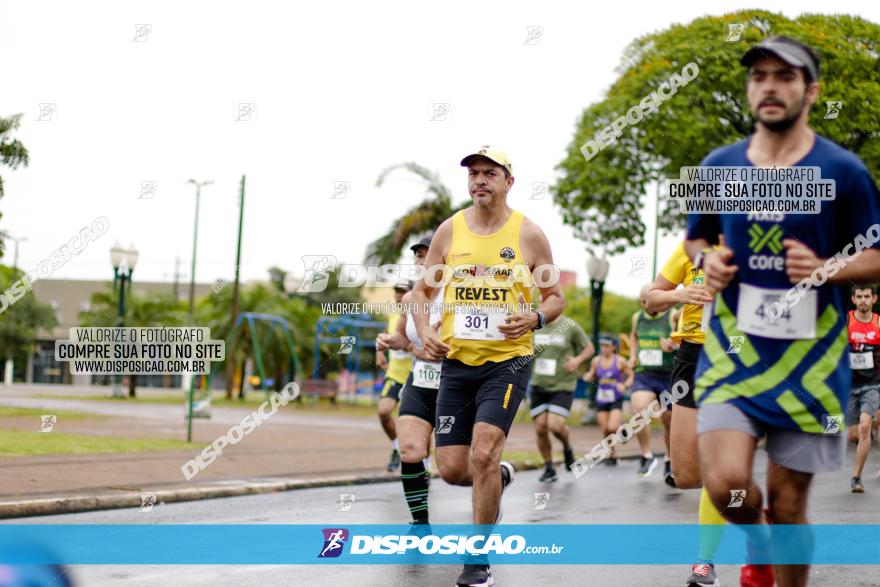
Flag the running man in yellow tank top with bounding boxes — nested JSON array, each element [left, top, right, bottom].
[[408, 146, 564, 587], [375, 282, 415, 472]]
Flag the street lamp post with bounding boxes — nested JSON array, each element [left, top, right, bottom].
[[8, 235, 26, 272], [586, 255, 611, 412], [110, 242, 139, 398], [186, 179, 213, 320], [652, 182, 661, 279], [185, 179, 212, 440]]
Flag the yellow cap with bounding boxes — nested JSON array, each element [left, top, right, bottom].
[[460, 145, 512, 175]]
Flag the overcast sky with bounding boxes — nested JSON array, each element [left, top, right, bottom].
[[2, 0, 878, 297]]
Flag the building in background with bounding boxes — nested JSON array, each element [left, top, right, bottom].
[[558, 270, 577, 288], [27, 279, 214, 386]]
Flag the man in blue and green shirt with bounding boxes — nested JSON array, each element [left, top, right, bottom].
[[686, 36, 880, 587]]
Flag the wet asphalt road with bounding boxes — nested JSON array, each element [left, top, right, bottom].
[[8, 449, 880, 586]]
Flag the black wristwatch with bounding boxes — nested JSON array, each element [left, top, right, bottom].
[[693, 247, 715, 270], [533, 311, 546, 331]]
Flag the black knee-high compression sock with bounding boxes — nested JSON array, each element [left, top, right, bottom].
[[401, 461, 430, 522]]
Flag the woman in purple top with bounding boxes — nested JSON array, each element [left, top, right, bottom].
[[583, 336, 634, 465]]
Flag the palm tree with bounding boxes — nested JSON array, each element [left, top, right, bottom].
[[0, 114, 30, 258], [196, 282, 300, 398], [365, 162, 469, 264]]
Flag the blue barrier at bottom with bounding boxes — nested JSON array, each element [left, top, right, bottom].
[[0, 524, 878, 565]]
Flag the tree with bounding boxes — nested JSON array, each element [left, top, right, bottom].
[[554, 11, 880, 256], [365, 162, 470, 264], [267, 266, 287, 294], [80, 288, 187, 396], [561, 285, 641, 338], [0, 114, 30, 258], [0, 266, 57, 381]]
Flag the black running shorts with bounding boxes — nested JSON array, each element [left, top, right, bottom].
[[399, 371, 439, 426], [670, 341, 701, 409], [380, 378, 403, 402], [529, 387, 574, 418], [434, 356, 529, 447]]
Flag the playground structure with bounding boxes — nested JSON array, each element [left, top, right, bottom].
[[309, 313, 386, 400], [182, 311, 392, 439], [186, 312, 302, 440]]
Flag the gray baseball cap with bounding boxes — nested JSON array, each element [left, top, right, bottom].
[[741, 36, 820, 82], [409, 235, 432, 253]]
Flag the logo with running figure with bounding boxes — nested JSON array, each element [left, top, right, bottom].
[[499, 247, 515, 261], [823, 414, 844, 434], [727, 335, 744, 354], [824, 101, 843, 120], [336, 493, 356, 512], [298, 255, 337, 293], [331, 181, 350, 199], [524, 26, 543, 45], [628, 256, 648, 277], [437, 416, 455, 434], [140, 494, 157, 512], [728, 489, 746, 508], [338, 336, 356, 355], [132, 24, 152, 42], [39, 415, 57, 432], [725, 23, 745, 42], [532, 492, 550, 510], [430, 103, 450, 122], [138, 181, 158, 200], [318, 528, 349, 558]]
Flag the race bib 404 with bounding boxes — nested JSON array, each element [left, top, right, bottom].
[[736, 283, 817, 340]]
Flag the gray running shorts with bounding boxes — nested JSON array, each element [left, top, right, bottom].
[[698, 402, 845, 474], [846, 384, 880, 426]]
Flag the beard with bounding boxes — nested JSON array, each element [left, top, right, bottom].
[[472, 192, 493, 207], [757, 96, 805, 133]]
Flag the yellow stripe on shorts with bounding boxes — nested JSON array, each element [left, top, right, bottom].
[[381, 379, 395, 397], [502, 383, 513, 410]]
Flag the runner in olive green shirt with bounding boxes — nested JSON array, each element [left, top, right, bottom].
[[530, 315, 594, 482], [629, 307, 677, 481]]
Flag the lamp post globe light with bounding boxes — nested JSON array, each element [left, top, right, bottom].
[[110, 242, 138, 398], [585, 255, 610, 416]]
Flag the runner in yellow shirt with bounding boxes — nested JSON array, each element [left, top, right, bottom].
[[375, 282, 414, 472], [409, 146, 564, 587], [643, 240, 720, 587]]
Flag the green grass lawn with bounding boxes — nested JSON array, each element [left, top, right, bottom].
[[31, 393, 663, 430], [501, 450, 548, 464], [0, 406, 93, 419], [35, 393, 383, 418], [0, 428, 194, 457]]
